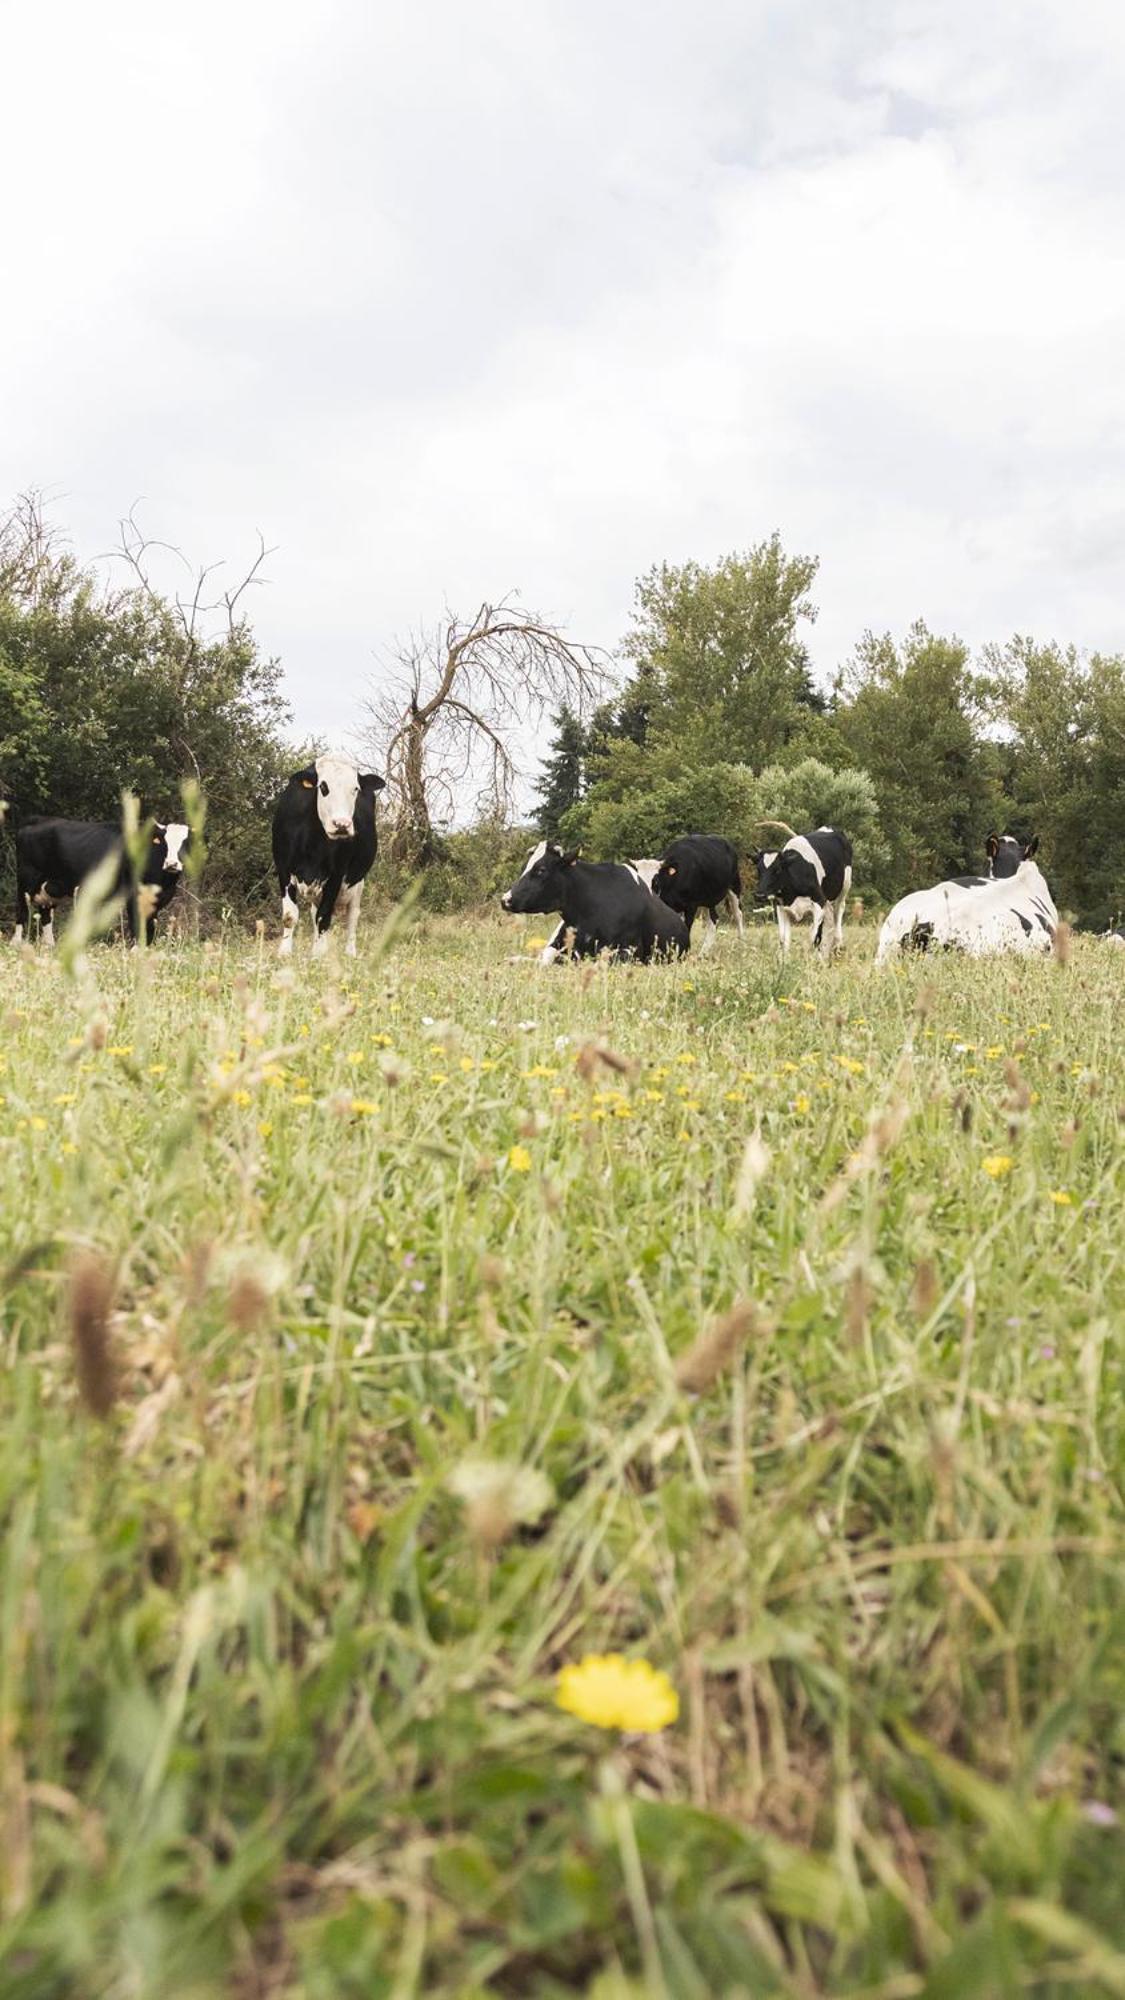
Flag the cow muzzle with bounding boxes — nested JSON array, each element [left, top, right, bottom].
[[328, 820, 354, 840], [500, 891, 512, 910]]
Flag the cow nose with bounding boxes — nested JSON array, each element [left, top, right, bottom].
[[331, 818, 354, 837], [500, 891, 512, 910]]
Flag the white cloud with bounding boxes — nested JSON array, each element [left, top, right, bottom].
[[2, 0, 1123, 790]]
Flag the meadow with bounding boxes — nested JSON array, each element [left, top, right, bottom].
[[1, 909, 1123, 1998]]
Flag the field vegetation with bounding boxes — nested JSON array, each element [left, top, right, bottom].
[[1, 914, 1123, 1997]]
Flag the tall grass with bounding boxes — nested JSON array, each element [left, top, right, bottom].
[[0, 915, 1122, 1996]]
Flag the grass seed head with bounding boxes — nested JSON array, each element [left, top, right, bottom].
[[675, 1300, 758, 1394], [67, 1251, 118, 1421], [1052, 920, 1072, 966]]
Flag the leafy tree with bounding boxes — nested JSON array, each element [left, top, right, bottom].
[[832, 622, 1000, 892], [751, 757, 888, 887], [534, 706, 588, 837]]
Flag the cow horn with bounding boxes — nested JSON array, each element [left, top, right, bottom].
[[753, 818, 798, 840]]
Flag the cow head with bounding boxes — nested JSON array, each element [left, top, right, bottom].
[[501, 842, 577, 914], [748, 849, 780, 900], [148, 822, 191, 877], [293, 755, 386, 840], [986, 832, 1038, 880]]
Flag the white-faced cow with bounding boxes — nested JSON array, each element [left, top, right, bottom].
[[876, 855, 1057, 963], [501, 843, 688, 962], [651, 836, 744, 954], [272, 754, 386, 959], [751, 828, 852, 957], [875, 835, 1046, 964], [14, 816, 191, 946]]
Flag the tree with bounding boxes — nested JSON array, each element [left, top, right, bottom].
[[534, 706, 588, 837], [832, 622, 999, 893], [615, 536, 822, 766], [366, 601, 605, 868]]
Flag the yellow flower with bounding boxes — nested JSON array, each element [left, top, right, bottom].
[[429, 1072, 449, 1085], [793, 1094, 811, 1114], [780, 1061, 799, 1075], [985, 1046, 1005, 1060], [53, 1093, 77, 1107], [370, 1032, 393, 1048], [524, 1064, 559, 1079], [1048, 1189, 1073, 1206], [675, 1052, 697, 1066], [459, 1055, 476, 1072], [147, 1062, 168, 1077], [724, 1089, 746, 1104], [233, 1089, 253, 1108], [643, 1089, 664, 1103], [525, 935, 549, 952], [29, 1116, 48, 1132], [837, 1056, 865, 1076], [680, 1097, 701, 1112], [107, 1044, 133, 1057], [480, 1059, 499, 1073], [649, 1065, 670, 1082], [258, 1120, 273, 1139], [982, 1155, 1014, 1179], [556, 1654, 679, 1733], [346, 1051, 363, 1067], [508, 1144, 532, 1172], [291, 1093, 314, 1107], [349, 1098, 378, 1116], [612, 1105, 633, 1119], [61, 1140, 78, 1157]]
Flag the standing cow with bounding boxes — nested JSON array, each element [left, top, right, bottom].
[[751, 828, 853, 956], [651, 836, 744, 952], [14, 816, 190, 946], [272, 755, 386, 959]]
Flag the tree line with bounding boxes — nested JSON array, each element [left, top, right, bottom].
[[2, 496, 1122, 930]]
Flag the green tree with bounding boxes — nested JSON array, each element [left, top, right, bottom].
[[833, 622, 999, 893], [534, 707, 588, 837]]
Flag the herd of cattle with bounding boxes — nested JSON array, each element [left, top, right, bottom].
[[4, 751, 1110, 964]]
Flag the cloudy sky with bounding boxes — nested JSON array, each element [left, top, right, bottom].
[[4, 0, 1124, 776]]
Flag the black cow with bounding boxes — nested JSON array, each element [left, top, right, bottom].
[[651, 836, 743, 952], [14, 816, 191, 946], [501, 843, 689, 961], [751, 827, 853, 956], [272, 753, 386, 959]]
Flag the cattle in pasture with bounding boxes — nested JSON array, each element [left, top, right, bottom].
[[1103, 928, 1125, 947], [14, 816, 190, 946], [875, 858, 1057, 963], [538, 856, 662, 963], [501, 842, 688, 962], [948, 832, 1040, 888], [272, 754, 386, 959], [751, 828, 853, 957], [650, 836, 744, 953]]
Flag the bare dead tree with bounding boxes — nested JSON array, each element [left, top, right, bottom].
[[365, 600, 607, 865], [111, 507, 275, 654], [0, 489, 71, 606]]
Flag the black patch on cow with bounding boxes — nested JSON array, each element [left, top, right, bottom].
[[503, 847, 688, 962], [652, 835, 741, 935], [1015, 911, 1033, 934], [1035, 912, 1052, 933]]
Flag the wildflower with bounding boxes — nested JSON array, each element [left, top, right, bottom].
[[53, 1093, 77, 1107], [107, 1044, 134, 1058], [525, 935, 548, 952], [346, 1051, 363, 1067], [61, 1141, 78, 1157], [1081, 1801, 1118, 1829], [429, 1072, 448, 1085], [29, 1116, 47, 1132], [459, 1055, 475, 1072], [449, 1456, 553, 1551], [257, 1120, 273, 1139], [556, 1654, 679, 1733], [479, 1059, 499, 1073], [147, 1063, 168, 1077], [985, 1046, 1005, 1060], [982, 1155, 1014, 1179], [370, 1032, 393, 1048], [349, 1099, 378, 1116], [643, 1089, 664, 1104], [675, 1052, 696, 1066], [780, 1061, 799, 1074], [1048, 1189, 1073, 1206], [794, 1094, 811, 1114], [650, 1065, 670, 1081], [233, 1089, 252, 1108], [508, 1144, 532, 1172], [291, 1093, 314, 1107], [524, 1064, 558, 1079], [837, 1056, 865, 1076], [724, 1089, 746, 1104]]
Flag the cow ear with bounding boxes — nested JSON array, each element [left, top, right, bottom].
[[290, 765, 317, 790], [749, 847, 762, 864], [359, 772, 386, 793], [561, 848, 580, 866], [1023, 834, 1039, 859], [985, 832, 999, 857]]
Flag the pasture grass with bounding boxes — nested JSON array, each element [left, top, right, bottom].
[[1, 911, 1123, 1997]]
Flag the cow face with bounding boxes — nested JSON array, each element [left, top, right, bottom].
[[294, 756, 385, 841], [749, 850, 780, 901], [156, 822, 191, 873], [986, 832, 1038, 879], [501, 842, 576, 914]]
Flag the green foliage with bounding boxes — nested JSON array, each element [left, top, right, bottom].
[[562, 760, 758, 860], [534, 706, 589, 838], [751, 757, 889, 883], [0, 927, 1123, 1994]]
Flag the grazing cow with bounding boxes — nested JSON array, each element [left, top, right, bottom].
[[14, 816, 190, 946], [651, 836, 744, 953], [751, 828, 853, 956], [876, 857, 1057, 963], [272, 754, 386, 959], [501, 843, 688, 961]]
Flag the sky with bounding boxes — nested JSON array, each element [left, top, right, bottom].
[[4, 0, 1124, 789]]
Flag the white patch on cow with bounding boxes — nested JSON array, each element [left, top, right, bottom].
[[162, 822, 190, 871], [776, 904, 792, 954], [278, 888, 300, 957], [785, 835, 826, 885], [876, 862, 1057, 964], [312, 926, 330, 960], [760, 850, 777, 871], [296, 879, 323, 903], [314, 753, 363, 841], [629, 858, 660, 889], [339, 879, 364, 957]]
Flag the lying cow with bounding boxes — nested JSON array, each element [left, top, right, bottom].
[[751, 828, 853, 956], [875, 834, 1045, 962], [14, 815, 190, 946], [501, 843, 688, 961], [876, 856, 1057, 963], [537, 854, 661, 964], [947, 832, 1040, 889], [651, 836, 744, 953], [272, 754, 386, 959]]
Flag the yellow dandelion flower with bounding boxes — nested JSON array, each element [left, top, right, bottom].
[[793, 1093, 811, 1113], [429, 1072, 449, 1085], [677, 1129, 692, 1141], [53, 1093, 77, 1107], [298, 1023, 311, 1038], [370, 1033, 393, 1048], [258, 1120, 273, 1139], [29, 1116, 48, 1132], [837, 1056, 865, 1076], [350, 1098, 378, 1116], [1048, 1189, 1073, 1206], [107, 1044, 133, 1057], [556, 1654, 679, 1733], [589, 1108, 607, 1122], [550, 1086, 567, 1100], [291, 1093, 314, 1107], [459, 1055, 476, 1072], [508, 1144, 532, 1172], [724, 1089, 746, 1104], [675, 1052, 697, 1066], [233, 1089, 253, 1108], [982, 1155, 1014, 1179], [780, 1061, 799, 1074], [680, 1097, 701, 1112], [740, 1069, 758, 1083], [147, 1062, 168, 1077], [802, 1001, 816, 1013], [650, 1065, 670, 1081], [480, 1059, 499, 1073], [612, 1105, 633, 1119], [346, 1051, 363, 1067], [985, 1046, 1005, 1060], [644, 1089, 665, 1103], [61, 1140, 78, 1157], [524, 1064, 559, 1079]]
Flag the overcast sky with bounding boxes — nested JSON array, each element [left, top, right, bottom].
[[4, 0, 1124, 779]]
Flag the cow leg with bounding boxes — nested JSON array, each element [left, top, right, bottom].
[[539, 920, 567, 965], [339, 879, 363, 958], [726, 887, 745, 936], [775, 905, 792, 955], [279, 881, 300, 958], [313, 877, 343, 960], [41, 905, 56, 949], [695, 906, 718, 956], [829, 868, 851, 954]]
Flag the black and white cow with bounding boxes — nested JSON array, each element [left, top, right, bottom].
[[751, 828, 852, 956], [650, 836, 744, 953], [536, 854, 662, 964], [14, 816, 190, 946], [501, 843, 688, 961], [876, 855, 1057, 963], [876, 835, 1046, 962], [272, 754, 386, 959], [948, 832, 1039, 889]]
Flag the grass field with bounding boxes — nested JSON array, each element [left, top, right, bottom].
[[1, 909, 1123, 1998]]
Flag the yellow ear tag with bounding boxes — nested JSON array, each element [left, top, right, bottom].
[[301, 778, 315, 789]]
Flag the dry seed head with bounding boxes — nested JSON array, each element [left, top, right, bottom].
[[913, 982, 935, 1022], [675, 1300, 758, 1394], [478, 1254, 506, 1288], [87, 1016, 108, 1052], [910, 1256, 939, 1319], [731, 1131, 771, 1220], [1052, 921, 1072, 966], [226, 1267, 273, 1334], [844, 1262, 872, 1348], [448, 1458, 554, 1552], [67, 1251, 117, 1420]]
